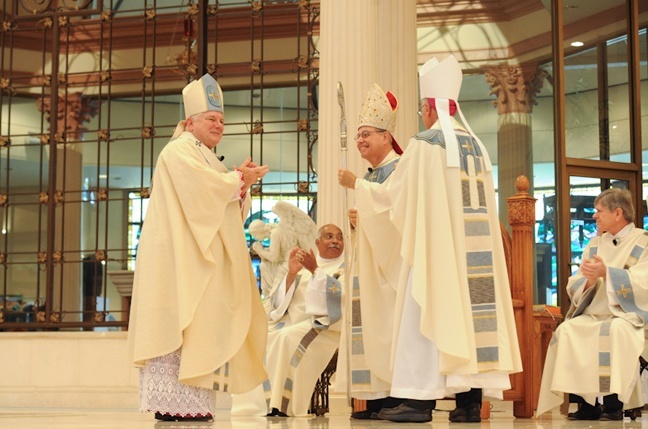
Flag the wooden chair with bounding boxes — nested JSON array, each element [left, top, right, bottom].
[[309, 351, 338, 416], [500, 175, 563, 418]]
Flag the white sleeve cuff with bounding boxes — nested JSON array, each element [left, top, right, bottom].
[[305, 269, 328, 316]]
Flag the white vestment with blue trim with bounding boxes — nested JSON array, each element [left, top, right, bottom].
[[537, 225, 648, 416], [387, 119, 522, 400], [232, 254, 344, 416], [335, 151, 401, 401]]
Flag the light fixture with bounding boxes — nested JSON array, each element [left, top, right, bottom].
[[571, 41, 584, 47]]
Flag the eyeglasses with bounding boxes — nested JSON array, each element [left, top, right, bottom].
[[417, 103, 428, 117], [355, 130, 385, 141]]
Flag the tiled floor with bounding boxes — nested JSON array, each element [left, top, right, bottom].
[[1, 403, 647, 429]]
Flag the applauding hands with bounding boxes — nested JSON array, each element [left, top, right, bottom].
[[236, 157, 269, 193]]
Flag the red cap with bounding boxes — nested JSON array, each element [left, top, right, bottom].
[[385, 91, 402, 154], [429, 98, 457, 116]]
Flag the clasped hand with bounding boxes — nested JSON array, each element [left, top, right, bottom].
[[236, 157, 270, 191], [580, 254, 607, 289]]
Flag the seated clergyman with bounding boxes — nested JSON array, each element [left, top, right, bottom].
[[232, 224, 345, 417], [537, 188, 648, 421]]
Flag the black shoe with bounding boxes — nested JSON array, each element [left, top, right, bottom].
[[449, 403, 481, 423], [154, 412, 212, 422], [266, 407, 288, 417], [567, 403, 601, 420], [600, 408, 624, 421], [155, 412, 176, 421], [377, 404, 432, 423], [350, 409, 381, 420]]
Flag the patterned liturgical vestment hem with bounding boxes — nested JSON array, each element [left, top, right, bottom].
[[140, 350, 215, 417]]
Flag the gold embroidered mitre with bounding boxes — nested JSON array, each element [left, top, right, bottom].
[[357, 83, 398, 134]]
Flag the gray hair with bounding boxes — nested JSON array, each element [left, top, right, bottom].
[[594, 188, 634, 223]]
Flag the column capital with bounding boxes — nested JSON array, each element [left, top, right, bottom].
[[482, 63, 548, 115], [37, 92, 99, 140]]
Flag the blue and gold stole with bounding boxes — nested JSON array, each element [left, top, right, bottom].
[[562, 231, 648, 393], [420, 128, 500, 371], [363, 158, 399, 184], [278, 267, 343, 414], [350, 157, 399, 391]]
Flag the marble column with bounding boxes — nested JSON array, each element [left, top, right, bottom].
[[317, 0, 418, 227], [482, 64, 547, 225]]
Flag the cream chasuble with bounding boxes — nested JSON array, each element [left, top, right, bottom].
[[537, 227, 648, 416], [335, 152, 400, 400], [387, 120, 522, 400], [128, 131, 268, 394]]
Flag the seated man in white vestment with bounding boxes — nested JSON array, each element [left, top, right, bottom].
[[537, 188, 648, 421], [232, 224, 345, 417], [127, 74, 269, 423]]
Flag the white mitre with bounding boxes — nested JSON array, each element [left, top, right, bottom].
[[171, 73, 225, 140], [418, 55, 491, 170], [182, 73, 224, 118], [419, 56, 461, 101]]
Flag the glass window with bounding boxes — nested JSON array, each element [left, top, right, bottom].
[[533, 62, 557, 304], [127, 192, 149, 271], [565, 47, 600, 160], [606, 35, 631, 162]]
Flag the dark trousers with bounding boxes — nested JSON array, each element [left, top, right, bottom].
[[456, 388, 482, 408], [370, 388, 482, 411], [365, 396, 405, 411]]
